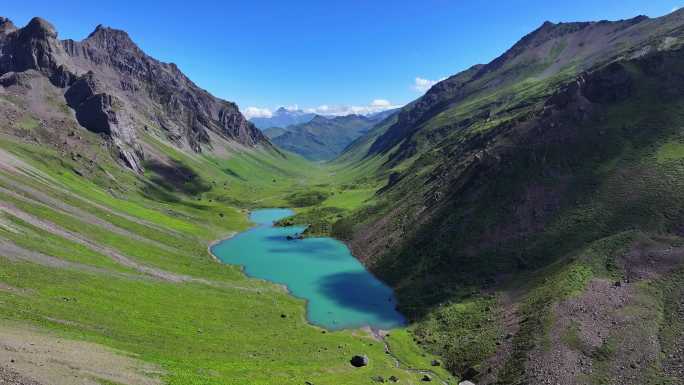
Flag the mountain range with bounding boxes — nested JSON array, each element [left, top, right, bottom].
[[250, 107, 316, 129], [264, 109, 398, 160], [2, 8, 684, 385]]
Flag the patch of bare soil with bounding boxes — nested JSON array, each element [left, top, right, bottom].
[[522, 237, 684, 385], [663, 292, 684, 381], [479, 291, 521, 385], [619, 239, 684, 281], [0, 323, 163, 385], [526, 279, 635, 385], [0, 365, 43, 385]]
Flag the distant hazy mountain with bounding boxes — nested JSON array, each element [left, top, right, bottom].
[[266, 111, 397, 161], [367, 108, 399, 122], [262, 126, 288, 139], [250, 107, 316, 129]]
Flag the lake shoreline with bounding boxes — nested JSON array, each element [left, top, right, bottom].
[[209, 208, 406, 331], [207, 232, 237, 264]]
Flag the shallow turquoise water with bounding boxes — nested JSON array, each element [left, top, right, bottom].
[[211, 208, 406, 330]]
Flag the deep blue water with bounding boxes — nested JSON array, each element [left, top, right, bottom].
[[211, 208, 406, 330]]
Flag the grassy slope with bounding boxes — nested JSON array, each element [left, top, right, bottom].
[[7, 14, 684, 385], [0, 123, 447, 385], [316, 20, 684, 384], [409, 62, 684, 382]]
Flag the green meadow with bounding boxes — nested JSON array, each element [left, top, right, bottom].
[[0, 134, 453, 385]]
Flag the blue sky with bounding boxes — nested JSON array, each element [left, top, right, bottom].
[[3, 1, 680, 117]]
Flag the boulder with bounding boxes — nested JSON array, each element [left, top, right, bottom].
[[388, 376, 399, 383], [431, 359, 441, 366], [350, 355, 368, 367], [458, 381, 476, 385], [421, 374, 432, 382]]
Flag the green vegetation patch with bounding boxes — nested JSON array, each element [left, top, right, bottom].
[[285, 190, 331, 207], [656, 141, 684, 163], [17, 115, 40, 131], [412, 295, 501, 378]]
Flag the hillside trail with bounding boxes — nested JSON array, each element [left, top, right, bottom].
[[366, 327, 452, 385]]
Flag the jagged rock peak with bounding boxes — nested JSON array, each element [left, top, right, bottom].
[[23, 17, 57, 39], [85, 24, 138, 51], [0, 17, 16, 33]]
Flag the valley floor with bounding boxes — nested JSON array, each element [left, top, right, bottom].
[[0, 134, 452, 385]]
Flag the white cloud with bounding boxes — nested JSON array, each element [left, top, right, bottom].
[[303, 100, 402, 116], [412, 76, 446, 93], [243, 100, 403, 120], [243, 106, 273, 119], [370, 99, 392, 108]]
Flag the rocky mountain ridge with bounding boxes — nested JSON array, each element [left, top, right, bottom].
[[366, 13, 678, 165], [0, 16, 268, 172]]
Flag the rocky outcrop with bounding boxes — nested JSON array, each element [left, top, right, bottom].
[[0, 16, 268, 173], [0, 17, 16, 33], [65, 73, 113, 134], [0, 17, 66, 76], [62, 71, 144, 171]]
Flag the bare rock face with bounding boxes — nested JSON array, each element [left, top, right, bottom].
[[0, 17, 16, 33], [0, 16, 268, 173], [66, 73, 121, 135], [63, 71, 144, 172], [0, 17, 67, 76], [66, 24, 267, 152]]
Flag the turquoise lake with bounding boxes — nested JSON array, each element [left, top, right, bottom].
[[211, 208, 406, 330]]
